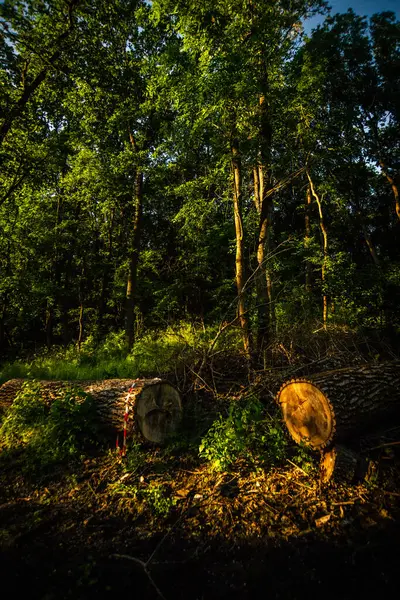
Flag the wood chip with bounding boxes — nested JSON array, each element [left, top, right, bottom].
[[315, 514, 331, 527]]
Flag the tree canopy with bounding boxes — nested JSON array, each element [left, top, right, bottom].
[[1, 0, 399, 359]]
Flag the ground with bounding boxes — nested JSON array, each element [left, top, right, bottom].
[[1, 418, 400, 600]]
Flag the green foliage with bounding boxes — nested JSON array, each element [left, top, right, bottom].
[[141, 482, 176, 517], [291, 443, 316, 474], [0, 322, 246, 387], [199, 398, 287, 471], [0, 381, 46, 443], [0, 381, 101, 472], [0, 0, 399, 365]]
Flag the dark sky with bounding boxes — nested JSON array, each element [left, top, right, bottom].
[[306, 0, 399, 32]]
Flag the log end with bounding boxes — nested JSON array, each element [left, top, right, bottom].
[[276, 379, 335, 449], [136, 382, 182, 444]]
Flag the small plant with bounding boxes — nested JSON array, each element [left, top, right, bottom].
[[121, 439, 146, 473], [199, 397, 287, 471], [291, 442, 316, 474], [142, 482, 176, 518]]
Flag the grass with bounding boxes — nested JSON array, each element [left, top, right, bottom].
[[0, 323, 243, 385]]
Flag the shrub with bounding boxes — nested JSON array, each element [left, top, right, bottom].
[[0, 381, 102, 471], [199, 397, 287, 471]]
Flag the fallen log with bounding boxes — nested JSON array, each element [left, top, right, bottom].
[[276, 361, 400, 451], [0, 378, 182, 444]]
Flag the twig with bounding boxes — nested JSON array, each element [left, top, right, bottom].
[[367, 441, 400, 452], [380, 490, 400, 498], [287, 459, 309, 477], [112, 554, 166, 600], [291, 480, 314, 491]]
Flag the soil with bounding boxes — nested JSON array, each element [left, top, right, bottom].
[[1, 433, 400, 600]]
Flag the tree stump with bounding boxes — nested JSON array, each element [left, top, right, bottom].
[[0, 378, 182, 444], [276, 361, 400, 450]]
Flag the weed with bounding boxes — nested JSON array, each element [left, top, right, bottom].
[[291, 443, 316, 474], [121, 439, 146, 473], [142, 481, 176, 518], [199, 397, 287, 471]]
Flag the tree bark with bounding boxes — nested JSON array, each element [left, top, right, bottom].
[[231, 138, 251, 359], [276, 361, 400, 450], [254, 163, 274, 353], [125, 131, 143, 351], [45, 302, 53, 349], [0, 378, 182, 444], [305, 185, 312, 293], [307, 172, 328, 329], [78, 302, 84, 350], [379, 159, 400, 221], [254, 76, 275, 354]]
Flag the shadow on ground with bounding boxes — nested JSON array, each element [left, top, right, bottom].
[[1, 496, 399, 600]]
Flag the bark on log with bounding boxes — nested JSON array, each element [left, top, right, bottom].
[[276, 361, 400, 450], [0, 378, 182, 444]]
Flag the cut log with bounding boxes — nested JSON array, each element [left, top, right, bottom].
[[0, 378, 182, 444], [276, 361, 400, 450], [320, 445, 369, 485]]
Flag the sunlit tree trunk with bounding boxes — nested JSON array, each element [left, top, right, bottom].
[[78, 302, 84, 350], [379, 159, 400, 221], [231, 138, 251, 359], [305, 185, 313, 293], [307, 172, 328, 329]]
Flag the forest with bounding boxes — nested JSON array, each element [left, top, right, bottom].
[[1, 1, 400, 599]]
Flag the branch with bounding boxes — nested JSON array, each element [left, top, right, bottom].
[[0, 2, 80, 145]]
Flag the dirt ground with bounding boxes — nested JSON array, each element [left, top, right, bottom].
[[1, 434, 400, 600]]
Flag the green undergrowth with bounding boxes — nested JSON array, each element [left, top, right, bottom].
[[0, 381, 103, 475], [0, 323, 242, 384], [0, 378, 317, 525], [199, 397, 289, 471]]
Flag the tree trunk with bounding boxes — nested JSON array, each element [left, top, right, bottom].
[[231, 138, 251, 359], [307, 172, 328, 329], [45, 302, 53, 349], [362, 222, 380, 268], [379, 159, 400, 221], [126, 131, 143, 351], [305, 185, 312, 293], [0, 296, 7, 352], [276, 361, 400, 450], [254, 164, 274, 354], [254, 79, 275, 354], [78, 302, 84, 350], [97, 210, 114, 334], [0, 378, 182, 444], [0, 313, 5, 352]]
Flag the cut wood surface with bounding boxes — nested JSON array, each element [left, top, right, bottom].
[[0, 378, 182, 444], [319, 445, 369, 485], [276, 361, 400, 450]]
